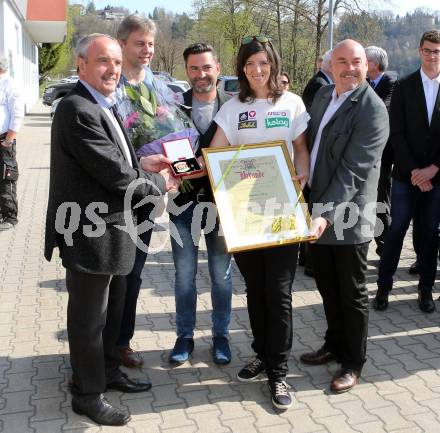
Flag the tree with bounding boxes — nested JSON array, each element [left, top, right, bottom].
[[336, 11, 384, 46], [39, 43, 64, 82], [38, 4, 76, 82], [86, 1, 96, 14], [191, 0, 258, 74]]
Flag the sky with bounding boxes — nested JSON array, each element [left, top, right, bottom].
[[92, 0, 195, 15], [77, 0, 438, 17], [375, 0, 438, 15]]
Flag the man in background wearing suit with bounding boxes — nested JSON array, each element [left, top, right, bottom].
[[365, 46, 397, 256], [300, 50, 334, 277], [45, 34, 179, 426], [374, 30, 440, 313], [302, 49, 333, 112], [300, 40, 389, 393]]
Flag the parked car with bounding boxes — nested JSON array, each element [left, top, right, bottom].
[[50, 97, 63, 118], [167, 80, 190, 94], [152, 71, 175, 82], [174, 80, 190, 91], [217, 75, 239, 100], [60, 75, 79, 83], [43, 81, 76, 106]]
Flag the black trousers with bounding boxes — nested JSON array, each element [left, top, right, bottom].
[[310, 242, 369, 372], [234, 244, 298, 381], [0, 136, 18, 224], [66, 269, 126, 397], [374, 161, 392, 251]]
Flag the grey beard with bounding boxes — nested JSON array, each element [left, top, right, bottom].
[[193, 82, 215, 93]]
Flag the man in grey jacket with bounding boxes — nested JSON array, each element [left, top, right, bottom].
[[301, 40, 389, 393]]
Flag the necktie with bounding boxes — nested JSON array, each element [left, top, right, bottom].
[[110, 104, 123, 124], [110, 105, 133, 166], [369, 80, 376, 89]]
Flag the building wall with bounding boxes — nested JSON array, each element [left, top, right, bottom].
[[1, 0, 39, 112]]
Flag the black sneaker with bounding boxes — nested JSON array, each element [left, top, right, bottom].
[[237, 358, 265, 382], [269, 379, 292, 409]]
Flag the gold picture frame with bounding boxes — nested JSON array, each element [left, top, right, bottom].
[[202, 140, 316, 253]]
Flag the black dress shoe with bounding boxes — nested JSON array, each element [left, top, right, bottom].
[[373, 287, 389, 311], [72, 394, 131, 426], [300, 346, 336, 365], [418, 287, 435, 313], [107, 373, 152, 393], [408, 261, 419, 275]]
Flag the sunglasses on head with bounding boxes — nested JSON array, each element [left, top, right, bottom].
[[241, 35, 272, 45]]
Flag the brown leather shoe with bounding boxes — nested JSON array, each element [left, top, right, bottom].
[[119, 347, 143, 368], [300, 346, 336, 365], [330, 368, 359, 393]]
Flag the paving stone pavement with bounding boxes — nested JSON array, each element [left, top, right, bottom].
[[0, 100, 439, 433]]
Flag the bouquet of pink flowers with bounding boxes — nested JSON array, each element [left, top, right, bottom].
[[115, 74, 199, 157]]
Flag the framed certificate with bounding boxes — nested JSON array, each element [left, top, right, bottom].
[[202, 140, 316, 253]]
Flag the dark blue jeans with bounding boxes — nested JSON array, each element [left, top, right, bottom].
[[169, 201, 232, 338], [378, 179, 440, 290], [117, 203, 154, 348]]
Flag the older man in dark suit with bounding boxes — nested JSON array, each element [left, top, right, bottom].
[[374, 30, 440, 313], [45, 34, 179, 426], [365, 46, 397, 256], [301, 40, 389, 393], [302, 49, 333, 112]]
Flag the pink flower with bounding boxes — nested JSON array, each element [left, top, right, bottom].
[[124, 111, 139, 129], [155, 105, 169, 119]]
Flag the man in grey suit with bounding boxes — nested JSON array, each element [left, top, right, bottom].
[[301, 40, 389, 393], [45, 34, 179, 426]]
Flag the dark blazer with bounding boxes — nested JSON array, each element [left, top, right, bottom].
[[307, 82, 389, 244], [372, 72, 396, 111], [45, 81, 166, 275], [390, 69, 440, 185], [371, 72, 397, 167], [302, 70, 332, 112]]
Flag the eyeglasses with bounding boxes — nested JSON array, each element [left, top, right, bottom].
[[421, 48, 440, 57], [241, 35, 271, 45]]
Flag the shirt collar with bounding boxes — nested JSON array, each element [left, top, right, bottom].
[[321, 70, 333, 84], [331, 87, 355, 103], [80, 79, 116, 109], [420, 67, 440, 84], [372, 72, 384, 87]]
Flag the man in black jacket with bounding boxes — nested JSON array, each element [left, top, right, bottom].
[[365, 46, 397, 256], [45, 34, 179, 426], [374, 30, 440, 313], [302, 49, 333, 112], [167, 43, 233, 366]]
